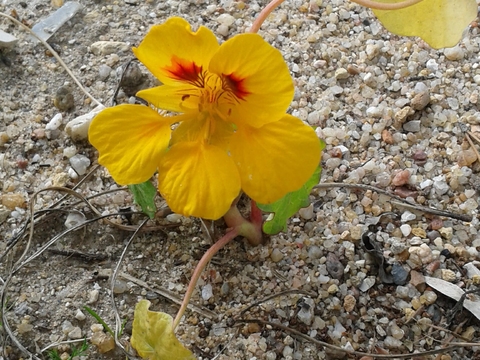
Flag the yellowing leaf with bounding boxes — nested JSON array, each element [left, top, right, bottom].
[[372, 0, 477, 49], [131, 300, 196, 360]]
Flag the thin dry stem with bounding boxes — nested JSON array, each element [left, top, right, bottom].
[[235, 319, 476, 359], [110, 218, 149, 358], [314, 183, 472, 222], [466, 132, 480, 164], [237, 289, 317, 318]]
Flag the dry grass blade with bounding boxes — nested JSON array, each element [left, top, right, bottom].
[[0, 212, 133, 359], [237, 289, 317, 318], [0, 181, 159, 359], [109, 218, 148, 358], [466, 131, 480, 164]]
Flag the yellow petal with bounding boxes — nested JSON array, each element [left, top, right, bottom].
[[88, 104, 172, 185], [137, 85, 201, 113], [230, 115, 321, 203], [170, 114, 235, 152], [209, 33, 294, 128], [373, 0, 476, 49], [133, 17, 219, 85], [157, 142, 240, 219]]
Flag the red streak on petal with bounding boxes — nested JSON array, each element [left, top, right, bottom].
[[223, 73, 250, 100], [165, 55, 203, 84]]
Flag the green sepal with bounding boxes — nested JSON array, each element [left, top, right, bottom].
[[128, 181, 157, 219]]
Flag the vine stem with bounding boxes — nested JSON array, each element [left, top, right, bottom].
[[172, 227, 239, 330], [349, 0, 424, 10], [249, 0, 285, 33]]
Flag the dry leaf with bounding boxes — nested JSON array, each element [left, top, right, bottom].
[[131, 300, 195, 360], [372, 0, 477, 49], [425, 276, 480, 321]]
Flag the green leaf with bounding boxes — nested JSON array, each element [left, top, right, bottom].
[[131, 300, 196, 360], [128, 181, 157, 219], [257, 143, 324, 235], [372, 0, 477, 49]]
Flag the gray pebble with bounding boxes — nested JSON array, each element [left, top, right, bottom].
[[113, 279, 128, 294], [120, 62, 145, 95], [68, 327, 82, 339], [0, 206, 11, 224], [433, 175, 449, 195], [444, 45, 465, 61], [411, 91, 430, 111], [335, 68, 349, 80], [64, 212, 86, 229], [91, 41, 130, 56], [401, 211, 416, 222], [297, 297, 315, 326], [308, 246, 322, 260], [391, 263, 409, 285], [384, 335, 403, 349], [359, 276, 376, 292], [298, 203, 314, 220], [326, 253, 344, 280], [145, 291, 159, 300], [403, 120, 421, 133], [62, 320, 74, 334], [271, 248, 283, 262], [45, 113, 63, 131], [87, 289, 99, 304], [98, 64, 112, 81], [75, 309, 86, 321], [201, 283, 213, 301], [65, 105, 105, 141], [0, 30, 18, 49], [220, 282, 230, 296], [69, 154, 91, 176], [54, 86, 74, 111]]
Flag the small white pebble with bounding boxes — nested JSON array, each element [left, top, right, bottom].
[[201, 283, 213, 301], [45, 113, 63, 130], [75, 309, 86, 321], [271, 248, 283, 262]]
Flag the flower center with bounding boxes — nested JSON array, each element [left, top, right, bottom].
[[199, 73, 226, 114], [193, 72, 240, 145]]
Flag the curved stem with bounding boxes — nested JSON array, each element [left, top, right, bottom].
[[173, 227, 239, 330], [349, 0, 424, 10], [249, 0, 285, 33]]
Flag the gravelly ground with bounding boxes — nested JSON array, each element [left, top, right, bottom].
[[1, 0, 480, 359]]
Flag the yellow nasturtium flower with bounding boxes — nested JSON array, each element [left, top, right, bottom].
[[89, 17, 321, 220]]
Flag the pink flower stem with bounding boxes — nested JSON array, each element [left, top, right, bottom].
[[249, 0, 285, 33], [223, 201, 263, 246], [173, 227, 239, 330], [173, 201, 264, 330]]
